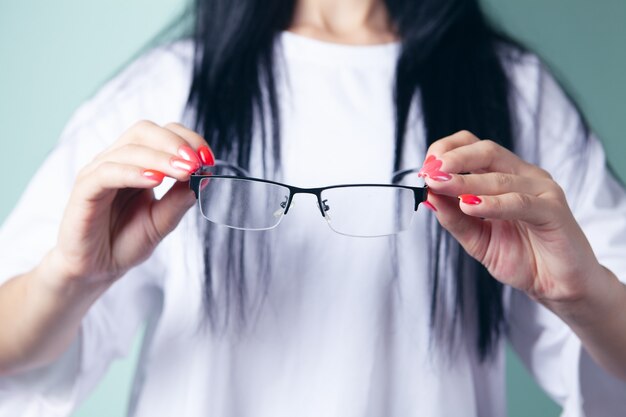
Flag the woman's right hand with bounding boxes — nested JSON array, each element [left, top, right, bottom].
[[49, 121, 214, 287]]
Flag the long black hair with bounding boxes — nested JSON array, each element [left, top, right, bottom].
[[188, 0, 520, 360]]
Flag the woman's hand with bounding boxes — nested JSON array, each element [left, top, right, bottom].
[[419, 130, 602, 304], [1, 121, 215, 375], [421, 130, 626, 381], [49, 121, 214, 287]]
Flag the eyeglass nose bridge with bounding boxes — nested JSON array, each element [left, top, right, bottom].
[[282, 188, 329, 218]]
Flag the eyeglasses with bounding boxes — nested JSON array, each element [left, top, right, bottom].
[[189, 160, 428, 238]]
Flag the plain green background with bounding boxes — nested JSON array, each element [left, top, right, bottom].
[[1, 1, 624, 416]]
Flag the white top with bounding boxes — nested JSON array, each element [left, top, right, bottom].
[[1, 32, 626, 417]]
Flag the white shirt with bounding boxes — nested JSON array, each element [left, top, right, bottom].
[[1, 32, 625, 417]]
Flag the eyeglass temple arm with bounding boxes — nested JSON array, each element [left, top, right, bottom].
[[190, 162, 426, 199], [391, 167, 429, 210], [391, 167, 421, 184], [209, 160, 250, 176], [199, 161, 411, 184], [197, 160, 415, 183]]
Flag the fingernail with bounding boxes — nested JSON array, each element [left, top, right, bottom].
[[171, 157, 199, 173], [422, 201, 438, 212], [419, 156, 442, 174], [178, 145, 201, 165], [428, 172, 452, 181], [418, 155, 452, 181], [458, 194, 482, 205], [142, 169, 165, 182], [197, 145, 215, 166]]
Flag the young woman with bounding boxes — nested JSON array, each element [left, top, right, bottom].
[[1, 0, 625, 415]]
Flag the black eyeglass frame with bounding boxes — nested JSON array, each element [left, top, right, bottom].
[[189, 160, 428, 220]]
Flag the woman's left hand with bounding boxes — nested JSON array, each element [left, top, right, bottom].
[[420, 130, 602, 304]]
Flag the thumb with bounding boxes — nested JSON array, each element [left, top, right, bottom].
[[428, 191, 489, 262], [150, 181, 197, 240]]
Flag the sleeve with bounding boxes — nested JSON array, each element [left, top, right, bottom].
[[506, 62, 626, 416], [0, 75, 170, 416]]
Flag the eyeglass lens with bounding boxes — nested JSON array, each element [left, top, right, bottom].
[[198, 178, 416, 237], [320, 186, 415, 237], [198, 177, 290, 230]]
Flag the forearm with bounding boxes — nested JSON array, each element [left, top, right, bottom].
[[0, 250, 110, 376], [543, 266, 626, 381]]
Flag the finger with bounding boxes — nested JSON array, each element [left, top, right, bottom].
[[148, 180, 197, 243], [92, 144, 198, 181], [424, 130, 480, 158], [438, 139, 548, 178], [425, 171, 554, 199], [418, 131, 480, 180], [110, 120, 202, 166], [427, 191, 490, 261], [163, 123, 215, 166], [74, 161, 167, 203], [458, 192, 557, 226]]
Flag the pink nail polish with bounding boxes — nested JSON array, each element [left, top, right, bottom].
[[429, 172, 452, 181], [171, 157, 199, 173], [458, 194, 482, 205], [142, 169, 165, 182], [418, 155, 448, 179], [197, 145, 215, 166], [419, 158, 442, 174], [178, 145, 201, 165]]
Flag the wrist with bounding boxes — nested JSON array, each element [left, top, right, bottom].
[[36, 249, 113, 299], [541, 264, 623, 328]]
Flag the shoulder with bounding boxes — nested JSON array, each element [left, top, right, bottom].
[[61, 40, 195, 146], [497, 43, 588, 163], [90, 39, 194, 110], [498, 43, 583, 128], [497, 44, 545, 121]]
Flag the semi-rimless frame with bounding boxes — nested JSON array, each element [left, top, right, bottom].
[[189, 160, 429, 237]]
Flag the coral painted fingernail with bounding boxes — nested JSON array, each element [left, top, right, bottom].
[[422, 201, 438, 212], [429, 172, 452, 181], [458, 194, 482, 205], [171, 157, 199, 173], [143, 169, 165, 182], [418, 155, 451, 181], [419, 156, 442, 174], [178, 145, 201, 165], [197, 145, 215, 166]]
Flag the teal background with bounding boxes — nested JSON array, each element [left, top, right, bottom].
[[0, 1, 624, 416]]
